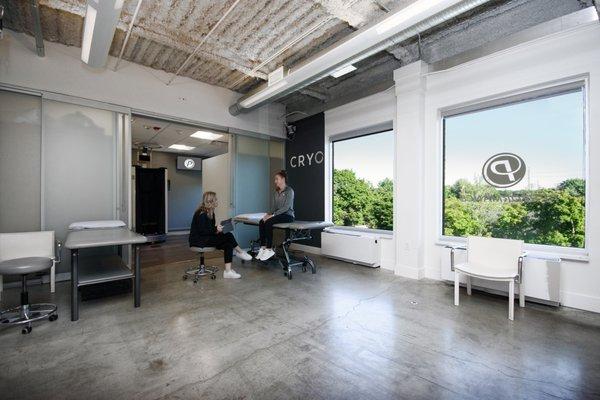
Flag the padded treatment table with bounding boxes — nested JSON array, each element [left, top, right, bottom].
[[65, 228, 147, 321], [233, 214, 333, 279]]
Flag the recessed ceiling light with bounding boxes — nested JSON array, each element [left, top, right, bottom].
[[169, 144, 195, 151], [330, 64, 357, 78], [191, 131, 223, 141]]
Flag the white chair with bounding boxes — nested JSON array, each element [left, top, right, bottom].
[[0, 231, 61, 300], [450, 236, 526, 320]]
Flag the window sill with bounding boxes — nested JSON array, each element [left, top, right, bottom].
[[435, 238, 589, 263]]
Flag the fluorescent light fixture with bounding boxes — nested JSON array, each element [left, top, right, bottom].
[[81, 4, 97, 64], [330, 64, 357, 78], [239, 80, 288, 108], [376, 0, 446, 35], [169, 144, 195, 151], [190, 131, 223, 141]]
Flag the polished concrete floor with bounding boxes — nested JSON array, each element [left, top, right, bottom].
[[1, 250, 600, 400]]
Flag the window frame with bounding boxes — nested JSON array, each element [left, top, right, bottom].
[[330, 128, 395, 232], [438, 79, 589, 258]]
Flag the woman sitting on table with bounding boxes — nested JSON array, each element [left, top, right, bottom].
[[189, 191, 252, 279], [256, 170, 295, 261]]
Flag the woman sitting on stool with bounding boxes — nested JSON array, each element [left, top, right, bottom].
[[189, 191, 252, 279], [257, 170, 295, 261]]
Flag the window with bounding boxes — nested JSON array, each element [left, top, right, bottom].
[[332, 130, 394, 230], [443, 86, 586, 248]]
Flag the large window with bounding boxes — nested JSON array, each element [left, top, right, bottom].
[[332, 130, 394, 230], [443, 86, 586, 248]]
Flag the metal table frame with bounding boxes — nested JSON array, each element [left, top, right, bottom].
[[65, 228, 146, 321]]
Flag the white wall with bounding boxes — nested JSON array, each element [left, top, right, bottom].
[[0, 30, 285, 138], [202, 152, 231, 224], [324, 88, 397, 271], [393, 21, 600, 312]]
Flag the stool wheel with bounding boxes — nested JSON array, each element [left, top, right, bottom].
[[22, 326, 32, 334], [193, 279, 198, 284], [49, 314, 58, 322], [182, 274, 188, 280], [211, 275, 216, 280]]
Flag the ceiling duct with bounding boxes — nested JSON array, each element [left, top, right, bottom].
[[81, 0, 124, 68], [229, 0, 493, 115]]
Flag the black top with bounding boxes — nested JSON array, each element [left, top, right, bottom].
[[189, 210, 216, 248]]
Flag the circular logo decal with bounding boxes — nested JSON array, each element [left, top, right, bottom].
[[184, 158, 195, 169], [482, 153, 526, 188]]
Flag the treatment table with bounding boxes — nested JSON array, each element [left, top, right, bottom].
[[64, 228, 147, 321], [233, 213, 333, 279]]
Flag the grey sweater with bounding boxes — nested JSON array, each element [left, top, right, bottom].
[[271, 186, 295, 217]]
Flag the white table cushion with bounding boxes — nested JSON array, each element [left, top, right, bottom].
[[68, 220, 126, 230], [454, 262, 518, 280]]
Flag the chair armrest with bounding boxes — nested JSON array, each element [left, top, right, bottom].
[[445, 245, 467, 271], [55, 240, 63, 264], [516, 252, 527, 283]]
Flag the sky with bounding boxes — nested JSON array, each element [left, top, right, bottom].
[[332, 90, 584, 189], [445, 89, 585, 189], [333, 130, 394, 186]]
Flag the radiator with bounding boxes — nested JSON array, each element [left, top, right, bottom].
[[321, 231, 380, 267]]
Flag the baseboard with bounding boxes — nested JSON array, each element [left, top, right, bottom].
[[395, 265, 424, 280], [560, 290, 600, 313], [289, 243, 321, 255], [425, 265, 442, 280]]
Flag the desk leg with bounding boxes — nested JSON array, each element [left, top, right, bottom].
[[71, 249, 79, 321], [134, 244, 141, 308]]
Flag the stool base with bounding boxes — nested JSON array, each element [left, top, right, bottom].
[[1, 303, 58, 334]]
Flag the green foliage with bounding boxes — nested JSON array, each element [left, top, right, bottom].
[[444, 178, 586, 248], [333, 169, 393, 230]]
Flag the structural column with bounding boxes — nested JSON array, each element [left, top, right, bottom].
[[393, 61, 429, 279]]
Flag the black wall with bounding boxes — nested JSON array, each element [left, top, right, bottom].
[[285, 113, 325, 247]]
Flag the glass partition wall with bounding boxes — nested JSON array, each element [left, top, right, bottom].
[[232, 135, 285, 249], [0, 89, 128, 273]]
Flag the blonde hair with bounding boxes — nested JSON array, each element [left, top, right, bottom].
[[198, 191, 217, 218]]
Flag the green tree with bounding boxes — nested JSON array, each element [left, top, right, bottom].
[[443, 197, 485, 236], [450, 179, 500, 202], [372, 178, 393, 230], [333, 169, 374, 227], [557, 178, 586, 198], [526, 189, 585, 248], [491, 202, 528, 240]]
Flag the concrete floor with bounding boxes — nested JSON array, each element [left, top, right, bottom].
[[1, 255, 600, 400]]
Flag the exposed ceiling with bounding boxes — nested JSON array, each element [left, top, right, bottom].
[[1, 0, 593, 119], [132, 115, 229, 157]]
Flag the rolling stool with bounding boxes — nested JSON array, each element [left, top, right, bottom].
[[0, 257, 58, 334], [183, 247, 218, 282]]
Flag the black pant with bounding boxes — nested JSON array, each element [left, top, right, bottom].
[[259, 214, 294, 248], [205, 232, 238, 263]]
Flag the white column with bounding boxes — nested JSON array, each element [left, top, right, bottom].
[[393, 61, 429, 279]]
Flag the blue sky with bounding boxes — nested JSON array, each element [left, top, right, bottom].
[[332, 90, 584, 189], [333, 130, 394, 186], [445, 89, 585, 189]]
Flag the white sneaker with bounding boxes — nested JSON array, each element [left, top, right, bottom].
[[259, 248, 275, 261], [223, 269, 241, 279], [256, 248, 266, 260], [235, 249, 252, 261]]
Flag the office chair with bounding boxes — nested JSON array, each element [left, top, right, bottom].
[[0, 231, 61, 334], [183, 247, 218, 283]]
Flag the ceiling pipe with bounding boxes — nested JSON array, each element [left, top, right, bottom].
[[30, 0, 45, 57], [229, 0, 493, 115], [166, 0, 242, 86], [114, 0, 143, 71]]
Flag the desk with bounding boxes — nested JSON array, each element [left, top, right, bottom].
[[64, 228, 147, 321]]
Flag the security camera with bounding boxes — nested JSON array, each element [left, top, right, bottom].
[[285, 123, 297, 140]]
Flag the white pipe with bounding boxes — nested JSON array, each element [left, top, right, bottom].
[[114, 0, 143, 71], [166, 0, 242, 85], [229, 0, 493, 115]]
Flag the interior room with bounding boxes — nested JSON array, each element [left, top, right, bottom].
[[0, 0, 599, 399]]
